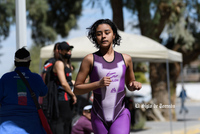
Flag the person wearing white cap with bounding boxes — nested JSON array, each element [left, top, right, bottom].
[[71, 105, 93, 134], [0, 47, 48, 134]]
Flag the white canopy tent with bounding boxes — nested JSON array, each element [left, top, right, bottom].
[[40, 31, 182, 62]]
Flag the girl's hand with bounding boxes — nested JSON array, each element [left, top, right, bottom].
[[99, 77, 112, 87], [72, 94, 77, 104], [128, 81, 142, 91]]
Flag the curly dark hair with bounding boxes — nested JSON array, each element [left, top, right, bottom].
[[87, 19, 121, 48]]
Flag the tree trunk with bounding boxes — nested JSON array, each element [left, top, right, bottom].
[[110, 0, 124, 31], [134, 0, 179, 120], [150, 61, 181, 121], [150, 63, 169, 120]]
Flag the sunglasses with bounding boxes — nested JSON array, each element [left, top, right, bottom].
[[67, 48, 73, 51], [84, 109, 91, 113]]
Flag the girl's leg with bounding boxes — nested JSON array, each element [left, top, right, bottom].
[[91, 111, 108, 134], [109, 108, 131, 134]]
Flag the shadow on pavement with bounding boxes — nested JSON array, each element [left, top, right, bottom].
[[177, 118, 199, 121], [130, 127, 151, 132]]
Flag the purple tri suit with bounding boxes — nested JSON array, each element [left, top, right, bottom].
[[90, 51, 131, 134]]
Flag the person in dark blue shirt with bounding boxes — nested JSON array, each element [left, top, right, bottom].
[[0, 47, 48, 134]]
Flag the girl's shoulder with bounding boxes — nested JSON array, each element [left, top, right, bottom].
[[54, 60, 64, 66], [121, 53, 132, 66], [54, 60, 65, 71], [83, 53, 94, 63], [121, 53, 131, 61]]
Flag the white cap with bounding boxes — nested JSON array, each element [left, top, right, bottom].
[[15, 56, 31, 62], [83, 105, 92, 110]]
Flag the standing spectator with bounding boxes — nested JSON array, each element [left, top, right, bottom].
[[50, 41, 77, 134], [179, 86, 188, 114], [41, 42, 60, 83], [71, 105, 93, 134], [0, 47, 48, 134], [74, 19, 142, 134]]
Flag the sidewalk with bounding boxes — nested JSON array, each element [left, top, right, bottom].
[[130, 99, 200, 134]]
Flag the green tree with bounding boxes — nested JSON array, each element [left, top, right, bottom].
[[126, 0, 200, 120], [0, 0, 15, 62], [125, 0, 183, 120], [0, 0, 15, 41], [0, 0, 82, 66], [0, 0, 83, 46], [29, 45, 42, 73], [27, 0, 83, 46]]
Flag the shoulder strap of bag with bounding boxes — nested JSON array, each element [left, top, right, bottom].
[[15, 70, 40, 110]]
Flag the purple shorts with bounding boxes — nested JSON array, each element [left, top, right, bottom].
[[91, 108, 131, 134]]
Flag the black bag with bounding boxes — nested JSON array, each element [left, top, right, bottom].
[[46, 80, 59, 120], [43, 63, 59, 120]]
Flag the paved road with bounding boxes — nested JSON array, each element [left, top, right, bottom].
[[130, 99, 200, 134]]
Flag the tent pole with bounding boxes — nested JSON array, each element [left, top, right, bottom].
[[180, 62, 184, 86], [166, 60, 173, 134], [39, 58, 42, 75], [180, 62, 186, 134]]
